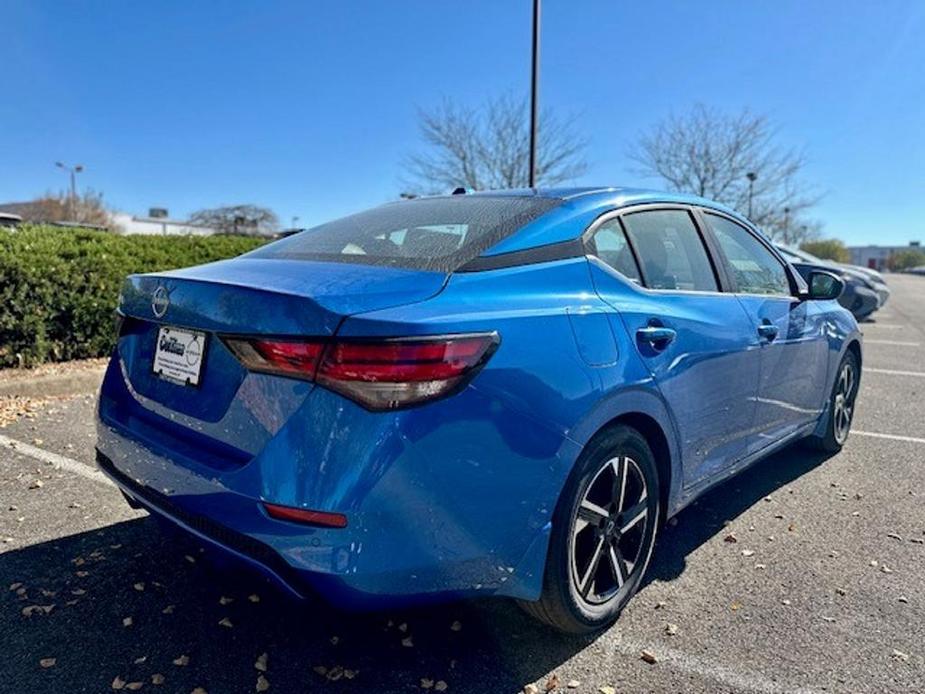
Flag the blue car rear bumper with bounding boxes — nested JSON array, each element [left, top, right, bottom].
[[97, 353, 579, 607]]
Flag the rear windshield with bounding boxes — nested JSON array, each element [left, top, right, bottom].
[[248, 195, 560, 272]]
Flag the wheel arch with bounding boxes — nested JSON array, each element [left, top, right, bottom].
[[589, 412, 673, 527], [845, 338, 862, 368], [567, 383, 682, 522]]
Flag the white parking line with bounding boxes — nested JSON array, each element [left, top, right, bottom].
[[863, 339, 921, 347], [862, 324, 905, 329], [864, 367, 925, 378], [853, 430, 925, 445], [0, 433, 113, 487], [611, 637, 823, 694]]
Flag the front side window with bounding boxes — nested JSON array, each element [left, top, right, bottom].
[[621, 210, 718, 291], [706, 213, 791, 296], [249, 196, 560, 272], [590, 218, 642, 283]]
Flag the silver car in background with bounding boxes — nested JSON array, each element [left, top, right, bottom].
[[777, 244, 888, 321]]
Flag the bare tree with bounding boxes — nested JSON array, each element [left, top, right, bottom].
[[189, 204, 279, 236], [628, 104, 821, 243], [6, 189, 114, 228], [404, 94, 588, 193]]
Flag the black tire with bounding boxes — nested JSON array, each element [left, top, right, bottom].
[[519, 425, 660, 634], [806, 350, 860, 453]]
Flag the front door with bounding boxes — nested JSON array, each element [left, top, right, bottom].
[[702, 211, 829, 449]]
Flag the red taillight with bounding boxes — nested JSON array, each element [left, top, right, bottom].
[[224, 338, 324, 379], [224, 333, 498, 410], [263, 502, 347, 528]]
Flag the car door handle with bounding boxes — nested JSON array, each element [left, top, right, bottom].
[[757, 322, 779, 341], [636, 326, 677, 349]]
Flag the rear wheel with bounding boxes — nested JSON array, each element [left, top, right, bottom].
[[520, 426, 660, 633], [807, 350, 859, 452]]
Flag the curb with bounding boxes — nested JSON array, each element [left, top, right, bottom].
[[0, 367, 105, 398]]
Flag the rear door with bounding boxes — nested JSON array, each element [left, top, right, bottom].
[[586, 206, 762, 486], [701, 211, 829, 445]]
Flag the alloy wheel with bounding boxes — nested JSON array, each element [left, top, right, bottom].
[[570, 455, 650, 605], [833, 361, 856, 445]]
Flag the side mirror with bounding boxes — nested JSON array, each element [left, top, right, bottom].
[[804, 270, 844, 301]]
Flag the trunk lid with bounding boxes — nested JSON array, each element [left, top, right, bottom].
[[112, 257, 446, 440]]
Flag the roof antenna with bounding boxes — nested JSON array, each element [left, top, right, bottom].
[[451, 187, 466, 195]]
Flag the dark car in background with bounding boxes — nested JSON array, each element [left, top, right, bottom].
[[777, 245, 884, 321]]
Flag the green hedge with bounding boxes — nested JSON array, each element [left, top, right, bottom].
[[0, 225, 266, 367]]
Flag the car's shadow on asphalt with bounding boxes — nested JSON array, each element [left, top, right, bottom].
[[645, 443, 835, 586], [1, 444, 834, 694], [1, 516, 589, 693]]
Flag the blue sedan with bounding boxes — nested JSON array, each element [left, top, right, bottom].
[[96, 187, 861, 633]]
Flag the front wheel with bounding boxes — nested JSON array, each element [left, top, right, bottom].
[[520, 426, 660, 634], [807, 350, 860, 452]]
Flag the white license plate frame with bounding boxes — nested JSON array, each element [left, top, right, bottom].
[[152, 325, 207, 387]]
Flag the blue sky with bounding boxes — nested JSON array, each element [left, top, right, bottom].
[[2, 1, 923, 244]]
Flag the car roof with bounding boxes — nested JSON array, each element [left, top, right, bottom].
[[459, 186, 754, 257]]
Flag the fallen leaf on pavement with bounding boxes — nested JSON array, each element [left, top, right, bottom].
[[891, 649, 910, 662], [39, 658, 56, 668], [450, 620, 462, 632], [665, 623, 679, 636], [218, 617, 233, 628], [248, 594, 260, 603], [598, 687, 616, 694], [545, 672, 559, 691], [256, 675, 270, 692], [162, 605, 175, 614], [640, 649, 658, 664], [566, 681, 581, 689], [112, 676, 126, 690], [723, 533, 737, 543], [421, 678, 434, 689], [523, 685, 539, 694], [122, 617, 133, 627], [172, 655, 190, 667], [133, 582, 145, 592], [401, 636, 414, 648], [434, 681, 447, 692], [255, 653, 268, 672], [219, 596, 233, 605], [126, 682, 143, 691], [151, 674, 165, 685]]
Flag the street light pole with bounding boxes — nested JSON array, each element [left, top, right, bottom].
[[783, 206, 791, 245], [746, 172, 757, 219], [55, 161, 84, 220], [528, 0, 541, 189]]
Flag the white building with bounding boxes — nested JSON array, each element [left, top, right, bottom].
[[848, 242, 922, 271], [112, 209, 218, 236]]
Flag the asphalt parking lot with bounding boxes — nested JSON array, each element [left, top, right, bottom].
[[2, 274, 924, 694]]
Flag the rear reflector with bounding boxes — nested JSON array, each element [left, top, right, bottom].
[[263, 502, 348, 528], [224, 333, 499, 410]]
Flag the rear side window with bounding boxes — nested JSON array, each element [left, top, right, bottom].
[[622, 210, 718, 292], [706, 213, 791, 296], [249, 196, 560, 272], [590, 218, 642, 283]]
